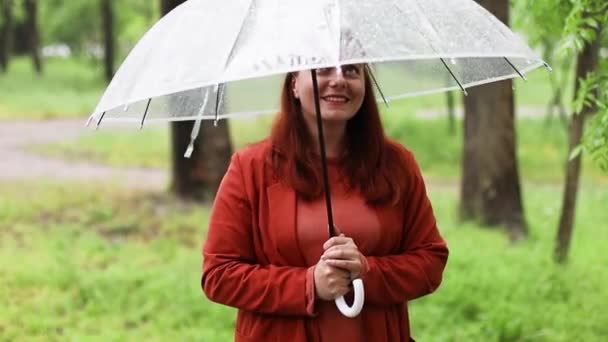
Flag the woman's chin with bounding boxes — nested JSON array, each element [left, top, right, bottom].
[[320, 110, 357, 122]]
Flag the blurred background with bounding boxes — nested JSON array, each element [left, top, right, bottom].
[[1, 0, 607, 341]]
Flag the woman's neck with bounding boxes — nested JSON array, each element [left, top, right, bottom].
[[306, 120, 346, 158]]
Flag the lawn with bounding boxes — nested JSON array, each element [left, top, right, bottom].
[[1, 180, 606, 341], [0, 58, 105, 120]]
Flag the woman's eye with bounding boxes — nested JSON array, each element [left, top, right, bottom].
[[343, 65, 361, 76], [316, 67, 333, 75]]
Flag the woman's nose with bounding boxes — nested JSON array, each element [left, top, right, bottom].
[[328, 68, 346, 87]]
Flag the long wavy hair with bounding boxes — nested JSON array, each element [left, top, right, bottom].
[[269, 68, 410, 205]]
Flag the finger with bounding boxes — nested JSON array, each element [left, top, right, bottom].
[[322, 247, 359, 260], [333, 285, 351, 298], [323, 236, 355, 250], [324, 259, 361, 274], [329, 266, 352, 278]]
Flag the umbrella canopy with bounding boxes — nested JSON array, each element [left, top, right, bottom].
[[89, 0, 547, 127]]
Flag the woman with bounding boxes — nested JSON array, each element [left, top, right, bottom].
[[202, 64, 448, 342]]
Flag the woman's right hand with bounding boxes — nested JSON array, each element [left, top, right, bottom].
[[314, 259, 352, 301]]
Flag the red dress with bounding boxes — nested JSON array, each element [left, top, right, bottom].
[[202, 140, 448, 341]]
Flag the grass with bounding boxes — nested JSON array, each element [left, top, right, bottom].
[[410, 185, 608, 341], [0, 182, 234, 342], [0, 57, 105, 120], [1, 180, 606, 341]]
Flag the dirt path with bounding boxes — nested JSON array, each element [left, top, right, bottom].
[[0, 119, 167, 190]]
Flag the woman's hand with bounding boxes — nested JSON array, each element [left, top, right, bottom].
[[321, 234, 365, 279], [314, 259, 352, 300]]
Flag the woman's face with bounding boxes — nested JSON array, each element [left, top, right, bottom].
[[292, 64, 366, 124]]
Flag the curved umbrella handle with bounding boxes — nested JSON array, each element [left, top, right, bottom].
[[335, 278, 364, 318]]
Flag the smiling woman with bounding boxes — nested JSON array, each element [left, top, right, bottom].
[[201, 65, 449, 342]]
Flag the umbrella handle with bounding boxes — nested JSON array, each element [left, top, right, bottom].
[[335, 278, 364, 318]]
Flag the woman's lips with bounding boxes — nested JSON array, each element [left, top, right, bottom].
[[322, 95, 350, 104]]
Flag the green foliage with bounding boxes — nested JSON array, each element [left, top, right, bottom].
[[1, 181, 607, 341], [512, 0, 572, 48], [558, 0, 608, 56], [39, 1, 100, 54], [0, 57, 104, 119], [37, 0, 157, 58], [517, 0, 608, 172], [584, 110, 608, 171], [560, 0, 608, 172], [574, 60, 608, 171]]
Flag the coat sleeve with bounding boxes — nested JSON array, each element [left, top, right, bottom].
[[201, 152, 316, 317], [360, 151, 449, 306]]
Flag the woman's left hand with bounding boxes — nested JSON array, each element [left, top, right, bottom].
[[321, 234, 365, 279]]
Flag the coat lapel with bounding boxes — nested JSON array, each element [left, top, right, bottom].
[[266, 181, 307, 267]]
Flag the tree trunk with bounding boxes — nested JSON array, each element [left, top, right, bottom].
[[554, 27, 601, 264], [161, 0, 186, 16], [162, 0, 233, 201], [460, 0, 527, 240], [23, 0, 41, 74], [446, 90, 456, 135], [101, 0, 114, 83], [0, 0, 13, 72], [171, 120, 233, 200]]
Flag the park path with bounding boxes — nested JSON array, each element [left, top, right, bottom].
[[0, 119, 167, 190]]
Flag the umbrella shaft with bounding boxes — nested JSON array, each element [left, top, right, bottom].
[[310, 70, 336, 238]]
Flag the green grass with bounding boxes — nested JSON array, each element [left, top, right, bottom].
[[0, 182, 235, 342], [411, 184, 608, 341], [0, 57, 105, 120], [1, 180, 606, 341]]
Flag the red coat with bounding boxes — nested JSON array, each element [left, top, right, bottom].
[[202, 140, 448, 341]]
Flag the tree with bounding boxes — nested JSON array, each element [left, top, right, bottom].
[[459, 0, 527, 240], [554, 1, 606, 263], [0, 0, 13, 72], [23, 0, 41, 73], [101, 0, 114, 82], [161, 0, 233, 201], [512, 0, 573, 127], [515, 0, 607, 263]]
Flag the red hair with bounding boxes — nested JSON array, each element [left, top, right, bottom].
[[269, 69, 410, 205]]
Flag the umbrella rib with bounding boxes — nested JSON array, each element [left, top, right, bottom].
[[222, 0, 255, 71], [214, 83, 225, 126], [139, 98, 152, 129], [95, 111, 107, 130], [503, 57, 527, 81], [365, 64, 389, 108], [440, 58, 468, 96]]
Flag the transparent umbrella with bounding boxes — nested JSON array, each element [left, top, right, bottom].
[[89, 0, 549, 317]]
